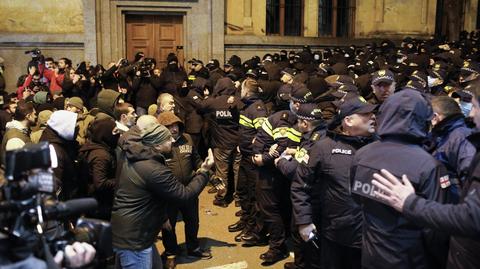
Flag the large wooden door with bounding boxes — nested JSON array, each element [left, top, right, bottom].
[[126, 15, 184, 68]]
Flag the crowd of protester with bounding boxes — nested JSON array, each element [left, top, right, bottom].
[[0, 30, 480, 269]]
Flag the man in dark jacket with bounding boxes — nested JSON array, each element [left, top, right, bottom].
[[111, 115, 214, 269], [131, 69, 162, 116], [370, 86, 480, 269], [157, 112, 211, 263], [159, 54, 188, 96], [274, 102, 327, 269], [78, 118, 119, 220], [230, 78, 269, 241], [428, 96, 475, 201], [39, 110, 79, 201], [206, 59, 225, 89], [183, 77, 208, 149], [195, 77, 243, 207], [288, 98, 376, 269], [350, 90, 452, 269], [249, 84, 302, 266]]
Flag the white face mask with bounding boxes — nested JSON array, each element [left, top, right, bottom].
[[427, 76, 442, 87]]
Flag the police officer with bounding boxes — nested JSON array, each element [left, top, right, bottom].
[[250, 84, 302, 266], [291, 97, 376, 269], [195, 77, 243, 207], [367, 69, 396, 105], [350, 90, 452, 269], [370, 84, 480, 269], [274, 102, 326, 269], [229, 78, 269, 241]]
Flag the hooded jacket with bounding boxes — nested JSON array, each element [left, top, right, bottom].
[[195, 78, 244, 150], [351, 90, 452, 269], [401, 131, 480, 269], [95, 89, 121, 120], [183, 78, 207, 134], [429, 114, 475, 183], [110, 126, 209, 250], [78, 119, 118, 219], [0, 120, 31, 166], [40, 126, 79, 200]]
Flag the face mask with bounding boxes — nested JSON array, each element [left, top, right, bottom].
[[460, 101, 473, 117], [289, 101, 295, 113], [428, 76, 439, 87]]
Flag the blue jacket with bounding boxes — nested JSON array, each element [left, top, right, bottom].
[[351, 90, 452, 269], [403, 131, 480, 269], [429, 114, 475, 183]]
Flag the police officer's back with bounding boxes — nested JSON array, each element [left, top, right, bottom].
[[351, 89, 452, 269]]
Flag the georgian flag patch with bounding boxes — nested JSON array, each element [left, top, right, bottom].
[[439, 175, 451, 189]]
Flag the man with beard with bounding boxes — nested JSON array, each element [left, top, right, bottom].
[[0, 101, 36, 164], [290, 98, 376, 269], [367, 69, 396, 105], [157, 112, 211, 268], [41, 57, 72, 93]]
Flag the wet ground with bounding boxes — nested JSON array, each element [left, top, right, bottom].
[[155, 188, 294, 269]]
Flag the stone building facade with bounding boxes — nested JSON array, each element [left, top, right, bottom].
[[0, 0, 478, 90]]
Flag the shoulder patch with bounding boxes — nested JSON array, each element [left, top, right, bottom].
[[257, 105, 263, 110], [193, 95, 198, 100], [439, 175, 451, 189], [311, 133, 320, 141], [281, 112, 288, 119]]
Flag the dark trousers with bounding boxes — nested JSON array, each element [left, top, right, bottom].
[[237, 156, 258, 229], [256, 165, 291, 252], [321, 237, 361, 269], [213, 147, 241, 201], [162, 197, 200, 254]]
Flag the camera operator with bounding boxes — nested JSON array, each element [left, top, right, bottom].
[[0, 142, 107, 269], [131, 58, 162, 116]]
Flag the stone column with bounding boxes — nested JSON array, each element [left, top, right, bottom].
[[243, 0, 254, 34], [211, 0, 225, 63], [82, 0, 97, 64]]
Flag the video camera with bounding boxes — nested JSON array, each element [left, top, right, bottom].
[[24, 48, 42, 60], [135, 58, 155, 77], [0, 142, 112, 268]]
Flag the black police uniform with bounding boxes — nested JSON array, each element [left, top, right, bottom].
[[195, 80, 244, 203], [293, 129, 374, 269], [237, 96, 269, 233], [252, 109, 302, 259], [350, 90, 452, 269], [277, 124, 326, 269]]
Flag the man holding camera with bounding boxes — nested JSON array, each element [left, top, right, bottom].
[[111, 115, 214, 269]]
